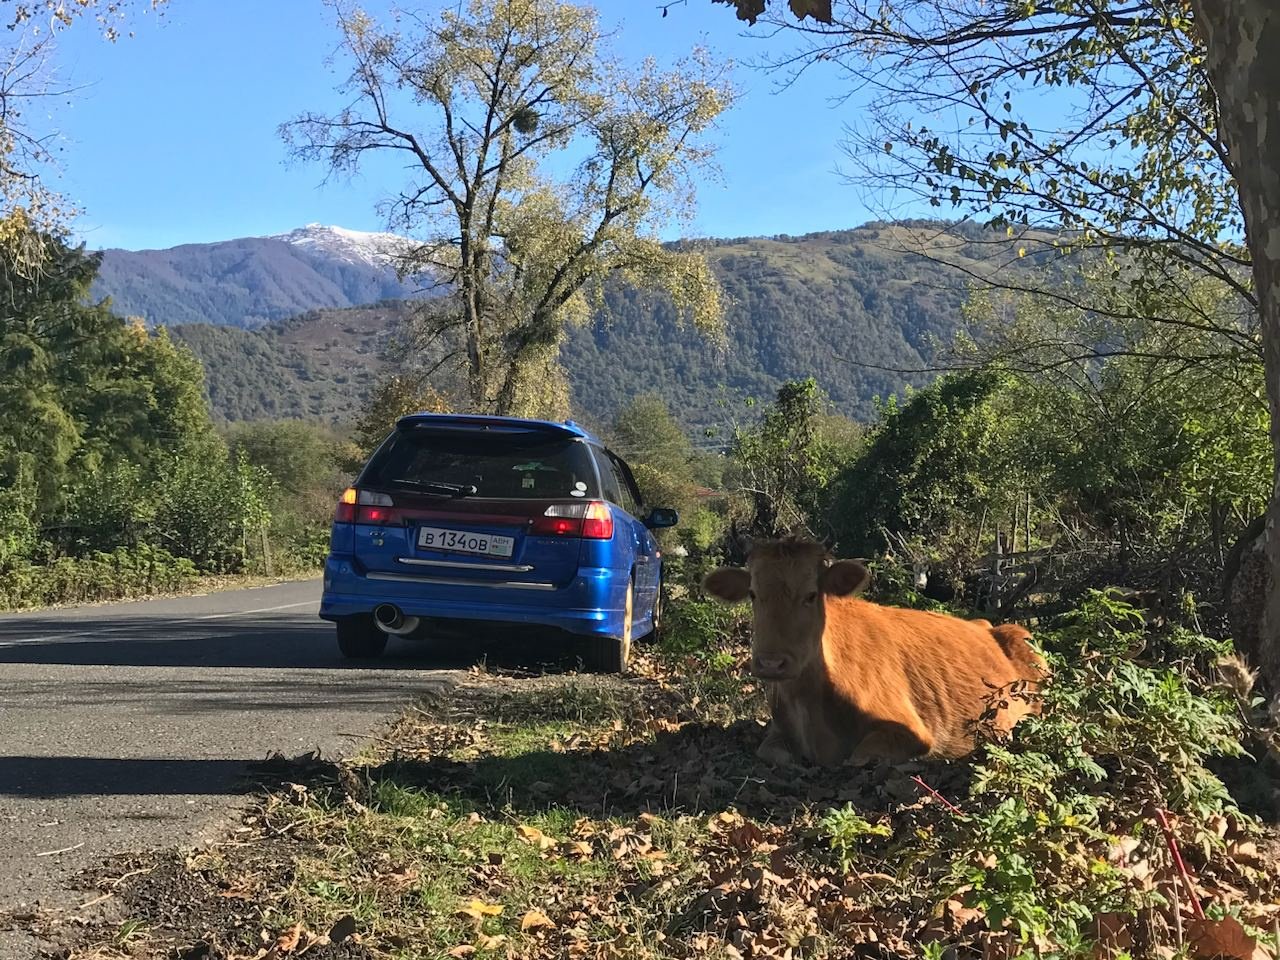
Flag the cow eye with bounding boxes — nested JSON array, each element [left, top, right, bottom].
[[804, 592, 819, 605]]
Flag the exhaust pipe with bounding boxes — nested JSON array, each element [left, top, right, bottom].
[[373, 603, 420, 636]]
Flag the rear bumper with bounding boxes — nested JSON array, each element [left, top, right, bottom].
[[319, 555, 631, 638]]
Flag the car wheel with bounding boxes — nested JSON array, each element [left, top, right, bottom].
[[638, 577, 663, 644], [584, 579, 633, 674], [336, 615, 388, 659]]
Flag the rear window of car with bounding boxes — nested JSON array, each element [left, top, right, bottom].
[[360, 430, 601, 500]]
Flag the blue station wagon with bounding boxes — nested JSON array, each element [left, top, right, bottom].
[[319, 413, 677, 672]]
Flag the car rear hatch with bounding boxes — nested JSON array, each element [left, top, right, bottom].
[[345, 417, 605, 589]]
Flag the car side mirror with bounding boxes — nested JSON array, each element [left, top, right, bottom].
[[644, 507, 679, 529]]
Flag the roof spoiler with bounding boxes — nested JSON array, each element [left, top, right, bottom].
[[395, 413, 586, 439]]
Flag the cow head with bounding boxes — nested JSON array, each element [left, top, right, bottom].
[[702, 538, 870, 681]]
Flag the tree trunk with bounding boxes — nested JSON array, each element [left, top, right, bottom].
[[1210, 494, 1225, 569], [458, 226, 487, 410], [492, 318, 570, 418], [1191, 1, 1280, 691]]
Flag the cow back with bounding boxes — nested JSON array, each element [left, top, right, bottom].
[[817, 597, 1041, 760]]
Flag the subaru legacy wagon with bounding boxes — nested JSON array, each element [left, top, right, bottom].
[[319, 413, 677, 672]]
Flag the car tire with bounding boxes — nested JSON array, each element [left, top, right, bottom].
[[336, 616, 388, 659], [584, 579, 633, 674], [638, 576, 663, 644]]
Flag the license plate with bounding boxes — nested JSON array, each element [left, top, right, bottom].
[[417, 526, 515, 558]]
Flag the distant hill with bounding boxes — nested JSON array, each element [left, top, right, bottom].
[[169, 302, 405, 421], [163, 221, 1034, 432], [566, 223, 1008, 431], [93, 224, 425, 329]]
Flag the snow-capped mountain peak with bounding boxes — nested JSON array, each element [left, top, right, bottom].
[[269, 223, 415, 269]]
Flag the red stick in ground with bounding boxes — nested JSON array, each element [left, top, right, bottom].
[[911, 775, 965, 817], [1155, 808, 1207, 921]]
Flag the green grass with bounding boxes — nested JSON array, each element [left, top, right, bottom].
[[67, 602, 1280, 960], [284, 777, 662, 958]]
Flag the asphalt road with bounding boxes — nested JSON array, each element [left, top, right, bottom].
[[0, 581, 452, 958]]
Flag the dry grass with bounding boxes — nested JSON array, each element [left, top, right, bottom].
[[15, 644, 1280, 960]]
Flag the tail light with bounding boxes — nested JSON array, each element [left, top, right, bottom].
[[582, 501, 614, 539], [335, 487, 358, 523], [531, 501, 614, 539], [334, 488, 398, 524]]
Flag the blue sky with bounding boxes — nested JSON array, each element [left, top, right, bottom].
[[40, 0, 896, 252]]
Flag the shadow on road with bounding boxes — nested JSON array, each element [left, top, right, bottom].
[[10, 676, 453, 715], [0, 751, 370, 799], [0, 756, 263, 798], [0, 614, 586, 673]]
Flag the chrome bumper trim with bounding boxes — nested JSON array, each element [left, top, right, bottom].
[[397, 556, 534, 573], [367, 571, 556, 591]]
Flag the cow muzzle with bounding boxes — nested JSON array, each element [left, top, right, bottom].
[[751, 654, 795, 680]]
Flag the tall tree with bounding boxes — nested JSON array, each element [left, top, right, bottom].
[[610, 393, 698, 481], [706, 0, 1280, 691], [1187, 0, 1280, 699], [284, 0, 731, 417], [341, 373, 449, 472], [1, 1, 166, 274], [729, 378, 842, 542], [0, 238, 215, 516]]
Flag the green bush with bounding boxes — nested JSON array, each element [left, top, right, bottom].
[[830, 370, 1013, 560], [678, 506, 726, 553], [0, 234, 334, 602], [0, 458, 38, 571], [266, 515, 333, 575], [726, 377, 850, 540], [743, 586, 1268, 956], [223, 420, 348, 577], [59, 462, 153, 553], [152, 451, 275, 573], [0, 545, 199, 611], [660, 596, 745, 657], [932, 592, 1250, 952]]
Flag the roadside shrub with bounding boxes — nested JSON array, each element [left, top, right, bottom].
[[726, 377, 849, 541], [268, 514, 333, 575], [678, 504, 727, 555], [830, 370, 1014, 560], [925, 592, 1256, 953], [660, 596, 745, 657], [0, 459, 38, 571], [819, 591, 1269, 957], [58, 461, 154, 553], [861, 552, 957, 612], [152, 451, 275, 572], [608, 393, 729, 562], [0, 545, 198, 610], [632, 461, 694, 520]]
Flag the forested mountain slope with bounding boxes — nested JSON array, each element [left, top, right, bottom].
[[93, 226, 422, 329], [164, 222, 1028, 430]]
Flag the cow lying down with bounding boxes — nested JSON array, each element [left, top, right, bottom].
[[703, 537, 1045, 767]]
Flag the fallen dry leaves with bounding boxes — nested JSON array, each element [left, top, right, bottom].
[[516, 824, 558, 851], [224, 914, 362, 960], [1187, 915, 1272, 960], [519, 909, 556, 932], [33, 671, 1278, 960], [456, 899, 504, 922]]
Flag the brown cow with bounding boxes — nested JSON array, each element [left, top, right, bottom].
[[703, 537, 1044, 767]]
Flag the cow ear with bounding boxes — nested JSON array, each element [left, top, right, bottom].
[[820, 559, 870, 597], [702, 567, 751, 603]]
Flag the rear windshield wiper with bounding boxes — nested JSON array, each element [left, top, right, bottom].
[[387, 479, 478, 497]]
